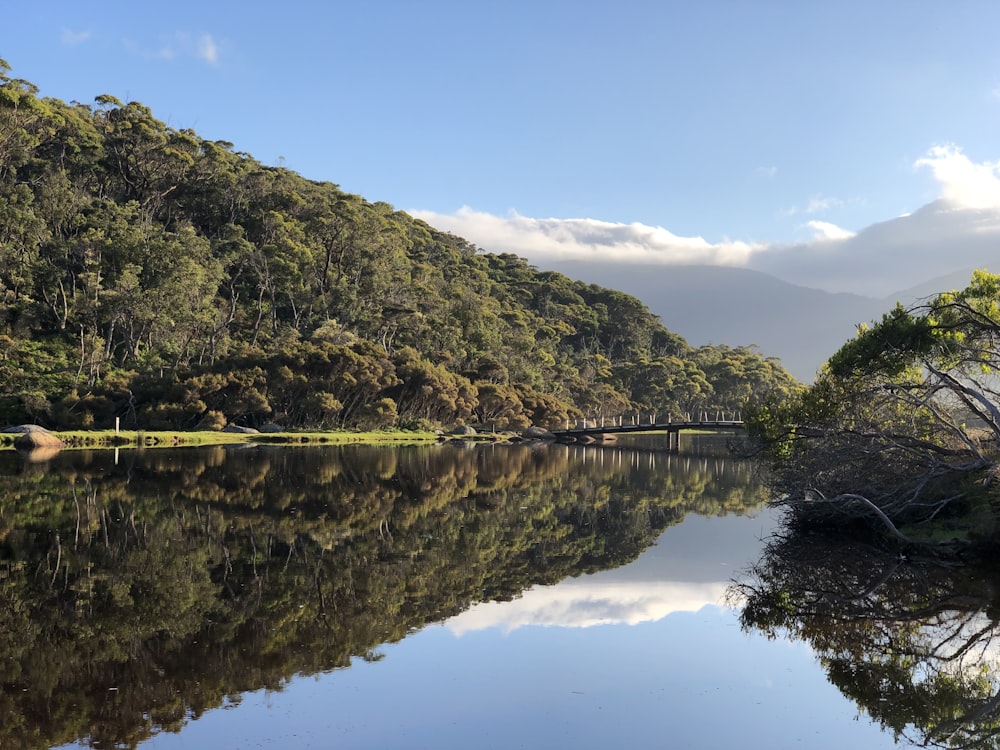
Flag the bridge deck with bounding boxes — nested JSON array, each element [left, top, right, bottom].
[[550, 420, 743, 438]]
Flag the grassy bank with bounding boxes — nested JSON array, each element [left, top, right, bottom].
[[0, 429, 446, 450]]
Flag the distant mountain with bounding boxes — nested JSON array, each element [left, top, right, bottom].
[[541, 262, 981, 383], [888, 269, 979, 305], [748, 200, 998, 297]]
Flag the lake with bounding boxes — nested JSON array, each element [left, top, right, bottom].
[[1, 438, 996, 748]]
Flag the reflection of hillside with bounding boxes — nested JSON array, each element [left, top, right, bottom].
[[735, 535, 1000, 749], [0, 444, 765, 749]]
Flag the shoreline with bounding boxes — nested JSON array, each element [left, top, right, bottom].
[[0, 429, 450, 451]]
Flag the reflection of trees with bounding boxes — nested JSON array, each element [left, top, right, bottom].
[[734, 533, 1000, 749], [0, 443, 766, 749]]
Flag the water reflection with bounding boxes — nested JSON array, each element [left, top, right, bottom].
[[734, 532, 1000, 749], [0, 442, 765, 750], [447, 576, 730, 633]]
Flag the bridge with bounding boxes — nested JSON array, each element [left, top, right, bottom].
[[549, 415, 744, 452]]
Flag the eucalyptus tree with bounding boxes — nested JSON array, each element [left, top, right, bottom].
[[749, 270, 1000, 547]]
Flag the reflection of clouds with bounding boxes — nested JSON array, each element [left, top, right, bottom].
[[446, 580, 729, 635]]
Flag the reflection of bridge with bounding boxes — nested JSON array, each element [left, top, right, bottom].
[[549, 418, 744, 452]]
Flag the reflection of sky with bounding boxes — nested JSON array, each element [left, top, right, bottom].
[[447, 509, 777, 634], [123, 506, 906, 750], [446, 580, 730, 634]]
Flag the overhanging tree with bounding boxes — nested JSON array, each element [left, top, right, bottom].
[[749, 270, 1000, 546]]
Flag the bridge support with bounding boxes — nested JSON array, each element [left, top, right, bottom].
[[667, 428, 679, 453]]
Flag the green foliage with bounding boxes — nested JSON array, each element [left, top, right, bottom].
[[0, 60, 797, 431], [749, 271, 1000, 538], [826, 303, 935, 379]]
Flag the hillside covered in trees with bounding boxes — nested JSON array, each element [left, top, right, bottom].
[[0, 59, 798, 431]]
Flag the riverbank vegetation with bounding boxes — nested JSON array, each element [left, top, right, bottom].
[[747, 270, 1000, 552], [0, 428, 444, 450], [0, 58, 798, 433]]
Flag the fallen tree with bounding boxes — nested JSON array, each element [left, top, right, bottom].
[[747, 270, 1000, 551]]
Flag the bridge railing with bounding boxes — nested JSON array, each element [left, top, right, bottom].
[[563, 411, 743, 431]]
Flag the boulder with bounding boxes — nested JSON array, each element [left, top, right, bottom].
[[449, 425, 477, 436], [3, 424, 53, 434], [223, 425, 260, 434], [258, 423, 284, 433], [10, 425, 64, 450], [523, 425, 556, 441]]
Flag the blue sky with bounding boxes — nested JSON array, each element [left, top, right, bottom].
[[5, 1, 1000, 294]]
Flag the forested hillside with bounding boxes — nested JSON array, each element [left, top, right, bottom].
[[0, 59, 798, 430]]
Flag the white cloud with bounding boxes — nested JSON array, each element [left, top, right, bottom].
[[412, 201, 1000, 296], [196, 34, 219, 63], [753, 200, 1000, 295], [410, 207, 762, 267], [806, 220, 855, 240], [805, 196, 842, 214], [915, 144, 1000, 209], [411, 145, 1000, 298], [60, 28, 91, 46], [781, 194, 844, 218], [125, 32, 222, 65], [445, 579, 729, 635]]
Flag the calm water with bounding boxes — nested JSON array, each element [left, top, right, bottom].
[[0, 439, 996, 748]]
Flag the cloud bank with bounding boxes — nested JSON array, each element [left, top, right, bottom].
[[411, 145, 1000, 297], [445, 579, 728, 636], [410, 208, 762, 268]]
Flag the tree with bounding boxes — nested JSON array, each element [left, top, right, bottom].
[[0, 58, 53, 181], [694, 344, 800, 414], [391, 347, 477, 427], [749, 271, 1000, 548], [0, 58, 799, 433]]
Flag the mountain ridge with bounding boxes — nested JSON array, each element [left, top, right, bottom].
[[540, 261, 981, 382]]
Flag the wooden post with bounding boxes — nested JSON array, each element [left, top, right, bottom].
[[115, 417, 120, 434]]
